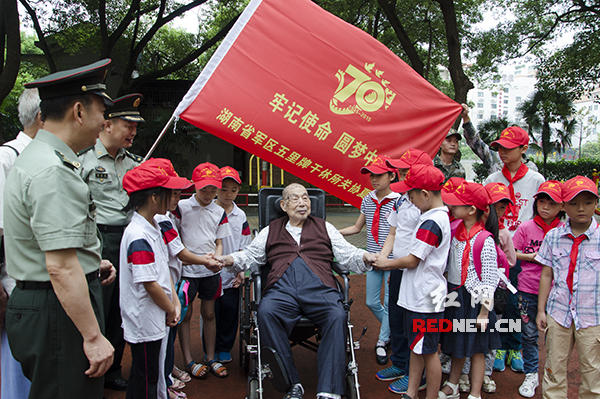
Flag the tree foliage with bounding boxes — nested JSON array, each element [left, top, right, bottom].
[[19, 0, 247, 95], [517, 89, 576, 173]]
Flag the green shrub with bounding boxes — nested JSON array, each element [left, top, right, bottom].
[[472, 158, 600, 183]]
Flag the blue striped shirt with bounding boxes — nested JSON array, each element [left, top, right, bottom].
[[360, 190, 400, 255]]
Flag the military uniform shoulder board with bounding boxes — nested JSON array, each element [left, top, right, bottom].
[[55, 150, 81, 170], [77, 145, 94, 156], [125, 150, 143, 163]]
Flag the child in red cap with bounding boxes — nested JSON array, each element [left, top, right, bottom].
[[536, 176, 600, 399], [374, 164, 450, 399], [374, 149, 433, 393], [175, 162, 231, 379], [510, 180, 565, 397], [120, 158, 192, 399], [485, 125, 545, 374], [213, 166, 252, 364], [439, 181, 502, 399], [143, 160, 223, 398], [340, 155, 400, 364]]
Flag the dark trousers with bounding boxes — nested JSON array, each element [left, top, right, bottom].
[[257, 257, 347, 395], [215, 286, 241, 353], [127, 340, 162, 399], [389, 270, 410, 371], [165, 325, 178, 386], [6, 280, 105, 399], [500, 262, 522, 350], [100, 229, 127, 381]]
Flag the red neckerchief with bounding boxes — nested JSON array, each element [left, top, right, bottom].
[[371, 196, 393, 247], [498, 218, 505, 229], [501, 163, 529, 230], [566, 233, 587, 298], [455, 220, 485, 286], [534, 215, 560, 236]]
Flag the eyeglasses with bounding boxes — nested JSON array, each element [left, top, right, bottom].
[[286, 194, 310, 205]]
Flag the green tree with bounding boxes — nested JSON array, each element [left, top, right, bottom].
[[19, 0, 246, 95], [0, 0, 20, 106], [517, 90, 576, 173]]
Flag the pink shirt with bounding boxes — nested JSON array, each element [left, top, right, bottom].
[[513, 219, 564, 295], [499, 227, 517, 269]]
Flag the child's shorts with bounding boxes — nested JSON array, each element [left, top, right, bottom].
[[404, 309, 444, 355], [185, 275, 223, 301]]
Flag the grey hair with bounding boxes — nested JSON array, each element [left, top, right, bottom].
[[18, 88, 41, 128]]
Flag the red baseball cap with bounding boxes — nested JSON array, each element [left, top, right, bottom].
[[192, 163, 222, 189], [534, 180, 563, 203], [485, 182, 514, 205], [220, 166, 242, 184], [391, 164, 445, 193], [360, 155, 396, 174], [490, 126, 529, 149], [443, 177, 465, 194], [442, 181, 491, 211], [562, 176, 599, 202], [123, 158, 192, 194], [386, 148, 433, 169]]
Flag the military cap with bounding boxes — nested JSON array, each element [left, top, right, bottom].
[[446, 128, 462, 140], [105, 93, 145, 122], [24, 59, 112, 105]]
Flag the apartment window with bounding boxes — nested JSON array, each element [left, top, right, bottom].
[[478, 92, 484, 97], [478, 103, 484, 108], [491, 104, 497, 109], [516, 96, 521, 102], [504, 99, 509, 104], [492, 93, 498, 98], [503, 110, 508, 116], [491, 115, 497, 120], [477, 114, 483, 119], [504, 87, 509, 93]]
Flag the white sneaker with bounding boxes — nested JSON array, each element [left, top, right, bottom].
[[518, 372, 539, 398], [458, 374, 470, 393], [482, 375, 496, 393], [441, 358, 452, 374]]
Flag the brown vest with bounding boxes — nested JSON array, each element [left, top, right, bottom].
[[265, 215, 336, 289]]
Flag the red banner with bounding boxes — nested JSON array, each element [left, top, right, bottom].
[[174, 0, 462, 208]]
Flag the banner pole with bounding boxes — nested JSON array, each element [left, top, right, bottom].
[[143, 115, 176, 161]]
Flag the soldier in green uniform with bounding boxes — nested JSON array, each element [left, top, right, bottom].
[[78, 93, 144, 391], [433, 128, 466, 183], [4, 59, 116, 399]]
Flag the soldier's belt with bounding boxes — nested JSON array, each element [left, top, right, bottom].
[[16, 269, 99, 290]]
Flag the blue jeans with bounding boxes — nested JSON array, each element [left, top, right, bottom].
[[500, 262, 522, 350], [366, 269, 390, 342], [518, 291, 539, 374]]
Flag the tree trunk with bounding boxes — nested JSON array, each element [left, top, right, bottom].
[[0, 0, 20, 108], [435, 0, 473, 106], [376, 0, 424, 76]]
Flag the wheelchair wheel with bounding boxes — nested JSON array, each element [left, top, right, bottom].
[[247, 377, 259, 399], [345, 374, 359, 399]]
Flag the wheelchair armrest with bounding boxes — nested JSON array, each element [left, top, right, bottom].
[[331, 262, 348, 276]]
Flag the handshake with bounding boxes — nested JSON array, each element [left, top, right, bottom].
[[362, 252, 388, 269]]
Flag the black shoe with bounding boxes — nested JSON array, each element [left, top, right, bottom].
[[283, 383, 303, 399], [104, 377, 128, 391], [376, 343, 388, 365]]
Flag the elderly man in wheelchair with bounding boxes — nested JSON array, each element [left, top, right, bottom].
[[218, 183, 376, 399]]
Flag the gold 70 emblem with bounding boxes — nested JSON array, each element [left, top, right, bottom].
[[329, 63, 396, 116]]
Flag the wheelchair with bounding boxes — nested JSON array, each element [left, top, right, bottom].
[[239, 187, 364, 399]]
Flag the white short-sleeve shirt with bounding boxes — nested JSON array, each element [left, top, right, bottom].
[[220, 203, 252, 289], [387, 193, 421, 259], [155, 213, 185, 284], [175, 196, 231, 278], [398, 206, 451, 313], [120, 212, 172, 343]]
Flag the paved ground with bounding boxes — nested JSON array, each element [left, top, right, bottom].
[[100, 209, 583, 399]]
